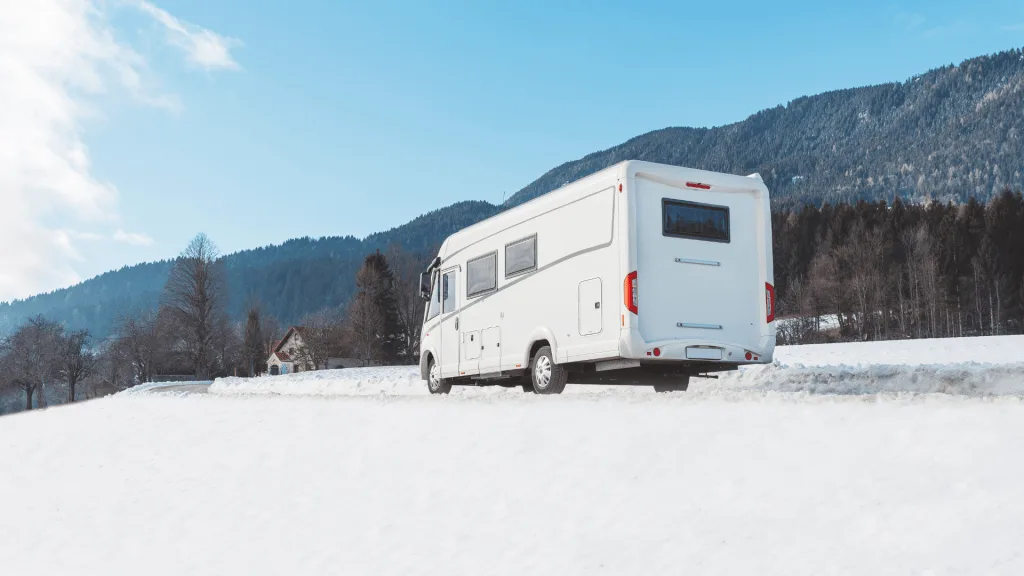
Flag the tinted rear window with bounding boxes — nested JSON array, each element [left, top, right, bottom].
[[662, 199, 730, 243]]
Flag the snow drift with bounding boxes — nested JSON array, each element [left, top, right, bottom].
[[207, 335, 1024, 398]]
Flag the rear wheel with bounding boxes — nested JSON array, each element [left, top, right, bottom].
[[653, 376, 690, 393], [427, 357, 451, 395], [530, 346, 567, 395]]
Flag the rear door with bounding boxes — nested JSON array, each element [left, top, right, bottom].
[[634, 176, 764, 351]]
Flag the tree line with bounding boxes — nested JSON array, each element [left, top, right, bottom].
[[1, 234, 432, 414], [6, 189, 1024, 413], [773, 190, 1024, 344]]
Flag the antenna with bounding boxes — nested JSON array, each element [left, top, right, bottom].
[[501, 191, 506, 205]]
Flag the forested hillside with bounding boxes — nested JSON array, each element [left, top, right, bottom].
[[507, 48, 1024, 208], [0, 202, 497, 339], [2, 47, 1023, 339]]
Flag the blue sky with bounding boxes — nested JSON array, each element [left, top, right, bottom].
[[4, 0, 1024, 301]]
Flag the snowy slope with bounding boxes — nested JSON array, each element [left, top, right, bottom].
[[1, 393, 1023, 575], [2, 336, 1023, 575]]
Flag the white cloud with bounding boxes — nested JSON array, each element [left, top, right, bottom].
[[113, 229, 155, 246], [894, 12, 927, 31], [893, 12, 957, 39], [0, 0, 238, 302], [133, 1, 242, 71]]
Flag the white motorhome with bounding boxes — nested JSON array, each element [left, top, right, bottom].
[[418, 160, 776, 394]]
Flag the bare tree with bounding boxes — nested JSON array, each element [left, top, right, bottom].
[[345, 291, 383, 367], [808, 248, 847, 333], [94, 339, 132, 395], [839, 225, 886, 340], [902, 227, 942, 338], [7, 316, 62, 410], [211, 313, 240, 377], [58, 329, 96, 403], [162, 234, 228, 380], [294, 308, 344, 370], [116, 309, 168, 384], [387, 244, 427, 363], [260, 314, 281, 367], [776, 275, 820, 344], [0, 340, 16, 410]]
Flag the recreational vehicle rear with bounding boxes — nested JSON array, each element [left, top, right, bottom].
[[418, 160, 775, 394]]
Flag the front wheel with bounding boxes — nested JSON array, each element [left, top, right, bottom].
[[530, 346, 567, 395], [427, 357, 452, 395]]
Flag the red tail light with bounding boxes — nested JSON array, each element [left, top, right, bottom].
[[624, 271, 638, 315], [765, 282, 776, 323], [686, 181, 711, 190]]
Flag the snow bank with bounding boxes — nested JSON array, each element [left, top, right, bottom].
[[204, 335, 1024, 399], [119, 381, 214, 396], [718, 361, 1024, 396], [210, 366, 426, 396], [773, 334, 1024, 367]]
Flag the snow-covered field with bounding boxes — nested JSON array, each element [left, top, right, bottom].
[[2, 336, 1024, 575]]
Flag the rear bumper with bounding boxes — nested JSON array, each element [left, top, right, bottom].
[[618, 328, 775, 365]]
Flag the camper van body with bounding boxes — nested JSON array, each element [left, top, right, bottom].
[[418, 160, 775, 393]]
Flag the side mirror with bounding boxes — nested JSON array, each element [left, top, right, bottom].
[[419, 272, 432, 301]]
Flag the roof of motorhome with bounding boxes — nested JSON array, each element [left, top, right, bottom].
[[438, 160, 766, 261]]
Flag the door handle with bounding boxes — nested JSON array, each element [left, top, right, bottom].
[[455, 318, 459, 330], [594, 302, 601, 309]]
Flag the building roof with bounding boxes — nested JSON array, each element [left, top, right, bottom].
[[272, 326, 307, 354]]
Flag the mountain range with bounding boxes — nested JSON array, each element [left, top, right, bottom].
[[3, 46, 1023, 339]]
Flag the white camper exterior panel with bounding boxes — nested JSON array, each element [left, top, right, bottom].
[[420, 160, 776, 390], [424, 170, 624, 380]]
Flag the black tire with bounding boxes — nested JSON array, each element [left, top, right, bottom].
[[426, 356, 452, 395], [653, 376, 690, 393], [529, 346, 567, 395]]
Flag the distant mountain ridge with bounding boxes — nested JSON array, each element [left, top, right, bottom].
[[3, 46, 1023, 338]]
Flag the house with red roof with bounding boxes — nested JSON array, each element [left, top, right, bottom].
[[266, 326, 377, 375]]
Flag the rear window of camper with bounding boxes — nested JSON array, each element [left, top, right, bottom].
[[662, 199, 730, 243]]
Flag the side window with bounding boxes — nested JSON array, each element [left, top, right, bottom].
[[426, 271, 441, 321], [505, 235, 537, 278], [442, 270, 457, 313], [466, 251, 497, 298]]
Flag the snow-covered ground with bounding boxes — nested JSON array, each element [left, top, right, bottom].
[[206, 335, 1024, 398], [774, 334, 1024, 367], [1, 336, 1023, 575]]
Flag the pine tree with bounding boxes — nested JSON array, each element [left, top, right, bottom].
[[347, 251, 403, 364], [243, 305, 264, 377]]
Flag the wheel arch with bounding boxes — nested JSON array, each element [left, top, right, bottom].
[[419, 347, 438, 380], [524, 327, 558, 366]]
